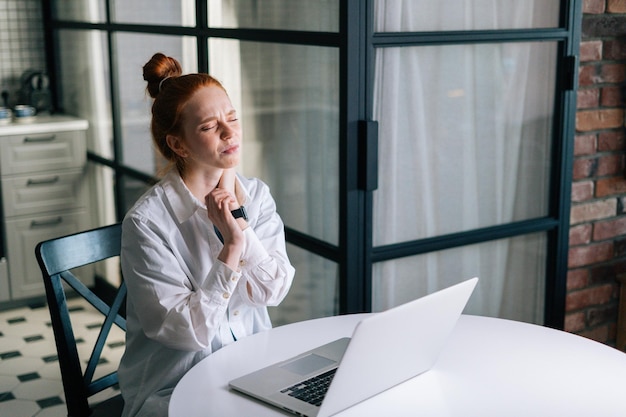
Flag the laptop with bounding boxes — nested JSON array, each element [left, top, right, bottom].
[[229, 277, 478, 417]]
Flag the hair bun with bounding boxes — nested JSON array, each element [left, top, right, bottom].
[[143, 53, 183, 98]]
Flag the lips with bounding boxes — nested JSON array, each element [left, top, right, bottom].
[[221, 144, 239, 154]]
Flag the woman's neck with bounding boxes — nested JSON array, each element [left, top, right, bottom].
[[180, 167, 241, 205], [181, 168, 222, 202]]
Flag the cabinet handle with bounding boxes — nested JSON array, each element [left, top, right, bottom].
[[30, 217, 63, 228], [24, 135, 56, 143], [27, 176, 60, 186]]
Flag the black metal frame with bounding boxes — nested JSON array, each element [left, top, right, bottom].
[[42, 0, 582, 328]]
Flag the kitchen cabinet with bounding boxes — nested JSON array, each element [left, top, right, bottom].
[[0, 115, 91, 300]]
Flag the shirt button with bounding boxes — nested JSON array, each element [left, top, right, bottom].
[[239, 259, 246, 267], [233, 310, 240, 316], [231, 275, 238, 282], [222, 292, 230, 299]]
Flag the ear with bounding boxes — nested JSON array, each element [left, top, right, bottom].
[[166, 134, 188, 158]]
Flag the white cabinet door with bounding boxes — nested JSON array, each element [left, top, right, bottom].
[[0, 130, 86, 176], [5, 211, 92, 299], [1, 169, 88, 217]]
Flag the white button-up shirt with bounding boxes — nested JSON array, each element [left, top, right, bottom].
[[118, 170, 295, 417]]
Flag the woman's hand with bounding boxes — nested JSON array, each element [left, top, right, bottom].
[[216, 168, 238, 211], [205, 186, 244, 269]]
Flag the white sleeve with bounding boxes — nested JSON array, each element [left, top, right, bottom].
[[121, 215, 241, 351]]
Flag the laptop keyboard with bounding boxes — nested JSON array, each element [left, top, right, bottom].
[[281, 368, 337, 407]]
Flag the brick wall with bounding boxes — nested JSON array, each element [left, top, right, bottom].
[[568, 0, 626, 345]]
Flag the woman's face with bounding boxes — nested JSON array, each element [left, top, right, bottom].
[[175, 85, 242, 173]]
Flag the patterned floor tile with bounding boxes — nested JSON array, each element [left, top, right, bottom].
[[0, 298, 125, 417]]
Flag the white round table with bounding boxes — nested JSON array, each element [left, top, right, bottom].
[[169, 314, 626, 417]]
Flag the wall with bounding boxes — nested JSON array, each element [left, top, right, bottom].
[[568, 0, 626, 346], [0, 0, 46, 108]]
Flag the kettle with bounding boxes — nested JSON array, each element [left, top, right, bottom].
[[20, 70, 52, 113]]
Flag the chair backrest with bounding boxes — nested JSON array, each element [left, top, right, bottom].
[[35, 223, 126, 417]]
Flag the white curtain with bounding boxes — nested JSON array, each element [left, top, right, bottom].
[[372, 0, 559, 323]]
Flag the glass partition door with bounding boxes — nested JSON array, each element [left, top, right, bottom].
[[369, 0, 577, 326]]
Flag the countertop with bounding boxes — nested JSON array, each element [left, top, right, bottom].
[[0, 114, 88, 136]]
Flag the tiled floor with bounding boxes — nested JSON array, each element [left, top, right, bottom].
[[0, 298, 125, 417]]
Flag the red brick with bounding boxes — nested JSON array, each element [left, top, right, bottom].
[[578, 65, 597, 87], [574, 134, 597, 155], [570, 199, 617, 224], [588, 304, 618, 327], [609, 322, 617, 342], [576, 324, 610, 344], [564, 311, 586, 332], [566, 283, 614, 310], [577, 88, 600, 109], [580, 40, 603, 61], [589, 260, 626, 285], [572, 157, 596, 180], [572, 181, 595, 202], [600, 62, 626, 83], [596, 177, 626, 197], [596, 154, 624, 176], [584, 0, 606, 14], [568, 242, 614, 268], [567, 269, 590, 290], [575, 109, 624, 132], [570, 223, 593, 245], [593, 216, 626, 240], [598, 130, 625, 151], [607, 0, 626, 13], [601, 63, 626, 83], [600, 85, 625, 107], [603, 39, 626, 60]]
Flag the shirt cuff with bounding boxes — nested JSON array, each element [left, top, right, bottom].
[[240, 227, 270, 268], [202, 260, 243, 306]]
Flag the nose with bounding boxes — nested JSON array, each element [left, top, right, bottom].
[[220, 122, 233, 140]]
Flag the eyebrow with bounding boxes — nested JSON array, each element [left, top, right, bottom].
[[199, 109, 237, 124]]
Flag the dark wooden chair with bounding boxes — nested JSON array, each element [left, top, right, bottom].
[[35, 223, 126, 417]]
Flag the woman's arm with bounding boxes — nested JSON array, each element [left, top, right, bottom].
[[121, 215, 241, 352], [235, 180, 295, 307]]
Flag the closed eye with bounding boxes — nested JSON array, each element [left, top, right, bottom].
[[201, 123, 217, 131]]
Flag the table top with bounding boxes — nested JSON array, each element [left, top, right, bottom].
[[170, 314, 626, 417]]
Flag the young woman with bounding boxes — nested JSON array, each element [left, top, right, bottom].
[[118, 53, 295, 417]]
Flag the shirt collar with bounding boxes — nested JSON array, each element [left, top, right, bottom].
[[162, 170, 204, 224], [162, 170, 251, 224]]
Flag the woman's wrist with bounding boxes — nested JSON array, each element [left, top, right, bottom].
[[217, 240, 244, 270], [235, 217, 249, 230]]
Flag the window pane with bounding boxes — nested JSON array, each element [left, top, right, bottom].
[[374, 0, 560, 32], [208, 0, 339, 31], [270, 243, 338, 325], [114, 33, 197, 177], [372, 233, 547, 324], [208, 39, 340, 244], [373, 42, 556, 245], [87, 163, 117, 227], [59, 30, 117, 226], [52, 1, 106, 23], [111, 0, 196, 26], [57, 30, 112, 157], [121, 176, 153, 214]]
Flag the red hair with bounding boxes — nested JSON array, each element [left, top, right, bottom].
[[143, 53, 227, 174]]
